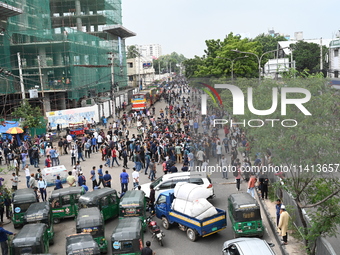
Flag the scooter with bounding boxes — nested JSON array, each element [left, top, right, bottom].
[[146, 214, 165, 246]]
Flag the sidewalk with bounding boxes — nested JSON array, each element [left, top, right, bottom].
[[258, 190, 307, 255]]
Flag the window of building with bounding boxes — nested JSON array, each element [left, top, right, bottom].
[[335, 71, 339, 78], [128, 62, 133, 68], [334, 49, 339, 57]]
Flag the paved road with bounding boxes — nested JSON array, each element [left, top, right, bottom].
[[1, 98, 282, 255]]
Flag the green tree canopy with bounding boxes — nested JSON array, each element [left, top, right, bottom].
[[11, 100, 46, 133], [289, 41, 328, 75], [153, 52, 186, 74], [253, 33, 287, 55], [126, 45, 140, 59], [183, 33, 264, 79], [226, 77, 340, 255]]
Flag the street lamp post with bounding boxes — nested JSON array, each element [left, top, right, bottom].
[[231, 49, 280, 83], [217, 56, 248, 82]]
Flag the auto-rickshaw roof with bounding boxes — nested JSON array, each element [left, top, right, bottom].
[[229, 193, 260, 210], [66, 233, 100, 254], [111, 217, 142, 241], [119, 190, 145, 207], [50, 186, 85, 199], [78, 187, 117, 205], [11, 223, 47, 247], [24, 201, 50, 223], [76, 207, 103, 229], [13, 188, 37, 204]]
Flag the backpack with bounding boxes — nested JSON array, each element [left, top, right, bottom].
[[85, 142, 91, 150], [233, 168, 239, 177]]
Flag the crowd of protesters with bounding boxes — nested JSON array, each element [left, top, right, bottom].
[[0, 76, 273, 215]]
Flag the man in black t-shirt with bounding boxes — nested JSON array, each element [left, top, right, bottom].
[[141, 241, 155, 255]]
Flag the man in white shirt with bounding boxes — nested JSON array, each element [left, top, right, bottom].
[[37, 176, 47, 201], [25, 164, 30, 188], [221, 155, 228, 179], [132, 167, 139, 188], [216, 142, 222, 165], [66, 134, 73, 143], [97, 134, 103, 147]]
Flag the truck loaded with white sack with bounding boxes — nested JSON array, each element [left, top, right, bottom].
[[154, 182, 227, 241]]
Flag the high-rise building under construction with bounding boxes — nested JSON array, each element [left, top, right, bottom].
[[0, 0, 135, 114]]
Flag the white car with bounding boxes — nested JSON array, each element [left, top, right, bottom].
[[138, 171, 214, 200], [222, 238, 275, 255]]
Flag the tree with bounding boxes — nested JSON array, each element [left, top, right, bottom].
[[224, 77, 340, 254], [153, 52, 186, 74], [126, 45, 140, 59], [11, 100, 46, 135], [183, 33, 263, 79], [289, 41, 328, 75], [253, 33, 287, 55]]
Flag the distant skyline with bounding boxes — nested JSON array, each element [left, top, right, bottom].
[[122, 0, 340, 59]]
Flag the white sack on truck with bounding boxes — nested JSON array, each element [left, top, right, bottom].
[[196, 206, 218, 220], [174, 182, 211, 201], [171, 198, 193, 216], [190, 198, 217, 218]]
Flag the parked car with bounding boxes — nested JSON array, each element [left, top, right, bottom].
[[222, 238, 275, 255], [137, 171, 214, 201]]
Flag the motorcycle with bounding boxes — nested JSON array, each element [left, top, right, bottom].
[[146, 214, 165, 246]]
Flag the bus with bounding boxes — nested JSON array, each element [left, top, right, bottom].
[[131, 91, 151, 111], [131, 88, 162, 111]]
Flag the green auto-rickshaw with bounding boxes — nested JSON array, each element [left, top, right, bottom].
[[78, 188, 119, 221], [10, 223, 49, 254], [111, 217, 144, 255], [66, 233, 101, 255], [24, 201, 54, 244], [119, 190, 147, 231], [76, 207, 107, 253], [49, 186, 85, 224], [228, 193, 264, 238], [12, 188, 37, 228]]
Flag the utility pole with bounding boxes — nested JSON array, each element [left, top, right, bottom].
[[158, 61, 161, 80], [17, 52, 25, 100], [320, 37, 323, 71], [37, 55, 46, 114], [108, 52, 116, 121]]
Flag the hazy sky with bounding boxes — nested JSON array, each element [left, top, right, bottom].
[[122, 0, 340, 59]]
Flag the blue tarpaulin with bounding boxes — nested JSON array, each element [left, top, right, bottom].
[[0, 121, 19, 134]]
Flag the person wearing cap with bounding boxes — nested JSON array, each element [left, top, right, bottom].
[[28, 173, 36, 189], [278, 205, 289, 245], [72, 166, 78, 187], [78, 172, 86, 186]]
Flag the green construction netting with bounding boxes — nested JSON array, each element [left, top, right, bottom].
[[0, 0, 128, 100]]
